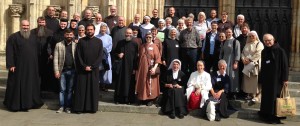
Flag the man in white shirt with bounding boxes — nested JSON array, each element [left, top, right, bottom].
[[233, 14, 245, 38]]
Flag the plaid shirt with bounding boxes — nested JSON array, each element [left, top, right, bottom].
[[53, 40, 76, 74]]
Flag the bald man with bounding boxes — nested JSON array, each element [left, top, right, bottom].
[[4, 20, 44, 111], [259, 34, 289, 124], [93, 13, 110, 36], [78, 9, 94, 27], [45, 6, 60, 32], [104, 5, 119, 31]]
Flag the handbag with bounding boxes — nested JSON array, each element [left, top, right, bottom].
[[188, 91, 202, 110], [144, 45, 160, 75], [276, 84, 297, 117]]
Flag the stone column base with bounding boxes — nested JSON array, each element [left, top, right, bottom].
[[290, 52, 300, 71]]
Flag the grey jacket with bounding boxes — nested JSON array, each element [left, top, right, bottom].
[[53, 40, 76, 74]]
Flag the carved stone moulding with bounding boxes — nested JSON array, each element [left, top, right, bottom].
[[86, 6, 100, 17], [9, 4, 24, 17]]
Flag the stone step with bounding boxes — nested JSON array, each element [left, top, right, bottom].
[[0, 89, 299, 121], [290, 89, 300, 97], [289, 82, 300, 89]]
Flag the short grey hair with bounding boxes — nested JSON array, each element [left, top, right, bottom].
[[218, 59, 227, 66], [78, 25, 85, 29], [165, 17, 172, 23], [237, 14, 245, 20], [188, 13, 195, 18], [177, 19, 184, 24]]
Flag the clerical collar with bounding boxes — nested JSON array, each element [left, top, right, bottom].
[[217, 71, 226, 76]]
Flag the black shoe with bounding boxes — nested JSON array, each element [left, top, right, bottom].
[[127, 102, 131, 105], [215, 117, 221, 121], [146, 101, 153, 106], [178, 114, 184, 119], [115, 102, 119, 105], [169, 114, 175, 119]]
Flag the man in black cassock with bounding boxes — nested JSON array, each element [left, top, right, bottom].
[[32, 17, 54, 91], [110, 16, 127, 64], [114, 28, 138, 104], [45, 6, 59, 33], [4, 20, 44, 111], [45, 18, 68, 92], [259, 34, 289, 124], [104, 5, 119, 32], [73, 24, 103, 113], [78, 9, 94, 27]]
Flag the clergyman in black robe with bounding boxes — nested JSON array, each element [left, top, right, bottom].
[[73, 24, 103, 113], [258, 34, 289, 124], [45, 19, 68, 92], [45, 6, 60, 33], [4, 20, 44, 111], [32, 17, 54, 91], [113, 28, 138, 104]]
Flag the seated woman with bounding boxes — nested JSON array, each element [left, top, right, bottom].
[[210, 59, 230, 119], [186, 60, 212, 109], [161, 59, 187, 119]]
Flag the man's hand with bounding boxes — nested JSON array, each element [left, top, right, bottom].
[[85, 66, 92, 71], [55, 72, 60, 79], [9, 67, 16, 72], [195, 88, 201, 96], [118, 53, 124, 59], [49, 55, 53, 60]]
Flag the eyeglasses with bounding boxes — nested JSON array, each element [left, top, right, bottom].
[[79, 30, 85, 31], [146, 37, 152, 38]]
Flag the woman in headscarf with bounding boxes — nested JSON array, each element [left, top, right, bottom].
[[95, 23, 112, 91], [136, 32, 161, 106], [161, 59, 187, 119], [140, 15, 154, 42], [162, 28, 180, 67], [186, 60, 212, 109], [241, 31, 264, 102]]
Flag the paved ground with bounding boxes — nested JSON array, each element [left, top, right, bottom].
[[0, 108, 299, 126]]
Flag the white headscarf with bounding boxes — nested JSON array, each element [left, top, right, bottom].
[[168, 59, 182, 70], [247, 30, 261, 42]]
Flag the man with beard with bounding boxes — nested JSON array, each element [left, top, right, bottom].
[[4, 20, 44, 111], [104, 5, 119, 31], [54, 29, 76, 113], [45, 6, 60, 32], [47, 18, 68, 92], [114, 28, 138, 104], [32, 17, 54, 91], [110, 16, 127, 63], [78, 9, 94, 27], [73, 24, 103, 113]]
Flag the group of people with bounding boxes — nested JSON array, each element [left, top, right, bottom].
[[4, 5, 289, 124]]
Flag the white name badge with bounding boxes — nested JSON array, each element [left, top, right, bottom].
[[178, 78, 181, 81], [217, 78, 221, 82], [114, 20, 117, 24], [228, 44, 232, 47], [175, 44, 179, 47], [266, 60, 270, 64], [148, 47, 153, 50]]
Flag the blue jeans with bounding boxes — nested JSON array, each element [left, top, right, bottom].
[[59, 69, 75, 108]]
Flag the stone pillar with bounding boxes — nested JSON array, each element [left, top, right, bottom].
[[68, 0, 75, 19], [290, 0, 300, 71], [86, 6, 100, 18], [219, 0, 235, 22], [9, 4, 24, 33]]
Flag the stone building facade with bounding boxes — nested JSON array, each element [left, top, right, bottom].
[[0, 0, 300, 71]]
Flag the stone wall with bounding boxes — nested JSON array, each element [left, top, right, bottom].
[[0, 0, 300, 71]]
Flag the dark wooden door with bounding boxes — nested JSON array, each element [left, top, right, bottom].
[[164, 0, 218, 19], [235, 0, 292, 60]]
